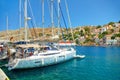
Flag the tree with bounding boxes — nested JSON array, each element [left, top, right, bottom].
[[117, 33, 120, 37], [91, 34, 95, 38], [118, 20, 120, 23], [97, 25, 102, 28], [84, 38, 94, 43], [98, 31, 108, 39], [102, 31, 108, 35], [110, 29, 114, 33], [39, 33, 43, 37], [75, 39, 79, 45], [108, 22, 115, 26], [79, 30, 84, 36], [84, 27, 90, 33], [111, 36, 115, 40], [46, 34, 51, 37], [114, 33, 120, 37], [98, 34, 104, 39], [74, 33, 78, 39], [74, 31, 79, 35]]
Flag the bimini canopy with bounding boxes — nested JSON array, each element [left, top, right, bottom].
[[16, 44, 40, 48]]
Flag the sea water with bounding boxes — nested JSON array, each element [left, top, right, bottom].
[[0, 46, 120, 80]]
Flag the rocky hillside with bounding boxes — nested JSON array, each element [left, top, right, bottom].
[[0, 28, 60, 41], [0, 22, 120, 46]]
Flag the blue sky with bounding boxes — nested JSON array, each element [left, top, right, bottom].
[[0, 0, 120, 31]]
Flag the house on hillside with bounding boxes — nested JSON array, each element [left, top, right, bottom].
[[107, 25, 113, 29], [101, 25, 114, 34], [114, 23, 120, 27], [94, 28, 101, 34], [116, 37, 120, 46], [79, 36, 85, 45], [101, 27, 107, 33], [106, 39, 117, 45], [105, 35, 117, 45]]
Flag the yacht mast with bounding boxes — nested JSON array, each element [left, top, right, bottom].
[[58, 0, 60, 37], [24, 0, 28, 41], [51, 0, 54, 38], [6, 16, 8, 42], [19, 0, 21, 41], [42, 0, 44, 39]]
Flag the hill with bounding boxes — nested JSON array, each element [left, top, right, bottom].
[[0, 22, 120, 46]]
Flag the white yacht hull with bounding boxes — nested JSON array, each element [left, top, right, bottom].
[[8, 49, 76, 70]]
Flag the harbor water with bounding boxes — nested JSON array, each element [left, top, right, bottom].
[[0, 46, 120, 80]]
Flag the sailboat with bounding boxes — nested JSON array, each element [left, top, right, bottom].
[[0, 44, 7, 60], [7, 0, 78, 70], [0, 17, 16, 60]]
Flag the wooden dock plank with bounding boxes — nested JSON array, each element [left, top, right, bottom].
[[0, 68, 9, 80]]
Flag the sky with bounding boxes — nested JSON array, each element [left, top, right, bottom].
[[0, 0, 120, 31]]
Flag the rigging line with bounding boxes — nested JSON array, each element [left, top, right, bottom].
[[59, 3, 68, 34], [52, 1, 65, 41], [28, 0, 37, 28], [27, 11, 38, 39], [26, 1, 38, 39], [47, 0, 52, 24], [31, 21, 37, 39], [51, 0, 54, 37], [28, 22, 34, 40], [53, 1, 58, 34], [6, 16, 8, 41], [21, 0, 25, 19], [59, 5, 68, 41], [59, 23, 66, 41], [65, 1, 75, 48], [53, 0, 66, 41], [65, 0, 74, 42], [30, 21, 37, 38], [22, 0, 37, 40], [28, 17, 38, 40], [64, 0, 75, 48], [6, 16, 13, 41]]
